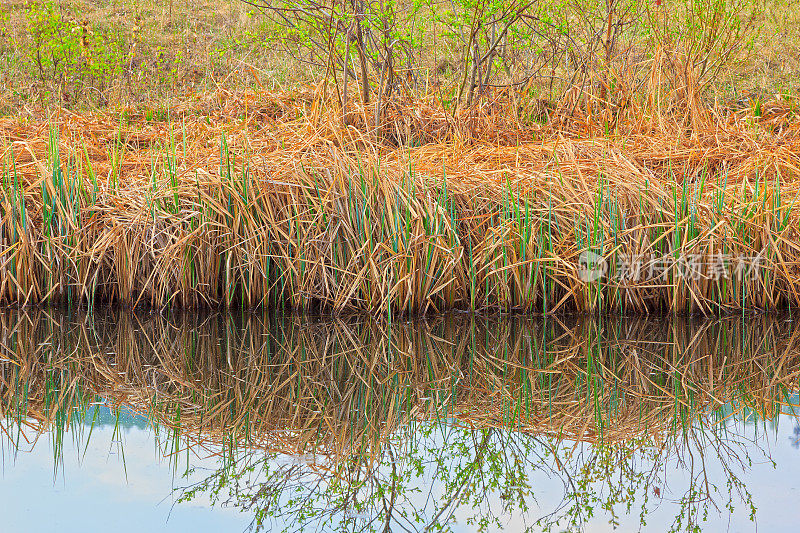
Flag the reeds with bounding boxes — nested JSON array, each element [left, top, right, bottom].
[[3, 90, 800, 314]]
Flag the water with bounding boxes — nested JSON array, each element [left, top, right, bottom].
[[1, 310, 799, 532]]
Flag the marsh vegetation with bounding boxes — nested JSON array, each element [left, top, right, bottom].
[[2, 3, 800, 530]]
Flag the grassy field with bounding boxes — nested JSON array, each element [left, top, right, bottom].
[[1, 0, 800, 111], [0, 0, 302, 110], [3, 1, 800, 315]]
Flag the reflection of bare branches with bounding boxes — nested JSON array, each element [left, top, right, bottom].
[[423, 428, 494, 531]]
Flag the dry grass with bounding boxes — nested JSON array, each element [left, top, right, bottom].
[[2, 89, 800, 314]]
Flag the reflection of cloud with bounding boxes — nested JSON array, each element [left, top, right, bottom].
[[3, 412, 800, 532], [0, 424, 248, 533]]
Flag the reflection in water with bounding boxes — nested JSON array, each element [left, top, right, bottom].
[[1, 310, 799, 531]]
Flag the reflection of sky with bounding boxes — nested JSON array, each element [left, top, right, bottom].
[[409, 414, 800, 532], [2, 408, 800, 532], [0, 407, 250, 533], [587, 414, 800, 533]]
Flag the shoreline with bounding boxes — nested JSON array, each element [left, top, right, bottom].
[[2, 90, 799, 316]]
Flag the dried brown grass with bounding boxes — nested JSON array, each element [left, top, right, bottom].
[[2, 89, 800, 314]]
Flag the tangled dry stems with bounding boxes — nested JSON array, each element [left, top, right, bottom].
[[2, 89, 800, 314]]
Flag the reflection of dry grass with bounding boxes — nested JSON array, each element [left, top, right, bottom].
[[1, 310, 798, 463], [3, 91, 800, 314]]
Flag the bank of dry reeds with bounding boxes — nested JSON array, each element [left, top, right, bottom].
[[2, 90, 800, 314]]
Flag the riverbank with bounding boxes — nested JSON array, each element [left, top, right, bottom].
[[2, 89, 800, 315]]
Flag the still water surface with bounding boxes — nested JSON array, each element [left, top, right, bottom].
[[1, 311, 799, 532]]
